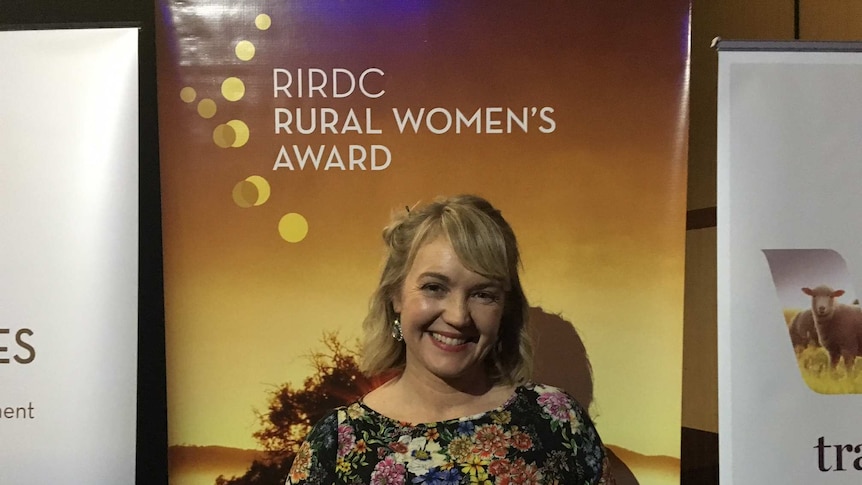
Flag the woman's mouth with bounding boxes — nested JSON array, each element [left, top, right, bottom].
[[431, 332, 467, 346], [428, 332, 479, 350]]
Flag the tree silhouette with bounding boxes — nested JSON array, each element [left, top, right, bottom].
[[217, 333, 376, 485]]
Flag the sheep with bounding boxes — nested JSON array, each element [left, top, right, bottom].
[[788, 308, 820, 351], [802, 285, 862, 369]]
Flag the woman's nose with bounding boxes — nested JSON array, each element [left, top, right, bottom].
[[442, 296, 471, 326]]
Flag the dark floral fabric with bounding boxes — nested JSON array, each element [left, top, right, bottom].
[[285, 383, 613, 485]]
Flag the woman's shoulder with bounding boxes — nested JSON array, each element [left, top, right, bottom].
[[302, 408, 340, 443], [510, 382, 597, 430], [305, 402, 366, 434], [518, 381, 572, 395], [515, 382, 585, 408], [515, 383, 609, 480]]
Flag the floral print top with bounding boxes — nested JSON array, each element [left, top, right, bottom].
[[285, 383, 614, 485]]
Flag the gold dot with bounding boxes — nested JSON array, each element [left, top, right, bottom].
[[221, 77, 245, 102], [235, 40, 255, 61], [278, 213, 308, 243], [197, 98, 217, 119], [255, 14, 272, 30], [245, 175, 271, 205], [213, 124, 237, 148], [180, 87, 196, 103], [226, 119, 250, 148], [232, 180, 257, 208]]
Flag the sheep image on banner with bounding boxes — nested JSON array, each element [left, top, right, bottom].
[[763, 249, 862, 394]]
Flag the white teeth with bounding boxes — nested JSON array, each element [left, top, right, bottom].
[[431, 333, 467, 346]]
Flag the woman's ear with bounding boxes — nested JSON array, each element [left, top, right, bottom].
[[391, 293, 402, 314]]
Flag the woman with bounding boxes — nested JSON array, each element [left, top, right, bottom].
[[287, 195, 614, 484]]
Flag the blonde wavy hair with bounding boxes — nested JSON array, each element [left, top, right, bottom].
[[360, 194, 533, 385]]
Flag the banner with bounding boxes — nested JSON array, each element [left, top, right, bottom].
[[157, 3, 690, 484], [717, 42, 862, 484], [0, 28, 139, 484]]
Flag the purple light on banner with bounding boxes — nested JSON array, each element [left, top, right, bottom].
[[157, 1, 181, 61], [680, 1, 692, 58], [295, 0, 433, 24], [762, 249, 858, 310], [673, 1, 692, 180]]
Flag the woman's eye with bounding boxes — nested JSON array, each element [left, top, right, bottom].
[[421, 283, 446, 294], [473, 290, 501, 303]]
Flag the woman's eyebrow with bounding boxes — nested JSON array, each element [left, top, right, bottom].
[[470, 281, 503, 291], [417, 272, 450, 282], [418, 272, 501, 289]]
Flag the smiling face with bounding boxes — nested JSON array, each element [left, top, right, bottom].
[[392, 236, 506, 389]]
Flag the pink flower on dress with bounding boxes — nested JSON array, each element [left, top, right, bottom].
[[488, 458, 511, 476], [389, 435, 411, 454], [337, 424, 356, 458], [510, 429, 533, 452], [471, 424, 509, 459], [536, 391, 571, 422], [518, 462, 543, 485], [496, 458, 543, 485], [370, 456, 406, 485]]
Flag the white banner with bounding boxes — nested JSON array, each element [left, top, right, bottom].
[[718, 43, 862, 484], [0, 28, 139, 484]]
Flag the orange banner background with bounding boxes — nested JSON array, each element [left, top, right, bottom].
[[157, 3, 690, 484]]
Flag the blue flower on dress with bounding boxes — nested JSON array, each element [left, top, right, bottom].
[[432, 467, 461, 485], [320, 431, 336, 451], [456, 421, 475, 435], [412, 467, 461, 485]]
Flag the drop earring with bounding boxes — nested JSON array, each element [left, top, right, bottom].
[[391, 317, 403, 342]]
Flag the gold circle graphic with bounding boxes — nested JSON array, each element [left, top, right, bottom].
[[255, 14, 272, 30], [197, 98, 217, 119], [213, 124, 237, 148], [278, 213, 308, 243], [221, 77, 245, 102], [235, 40, 255, 61], [245, 175, 271, 205], [226, 119, 250, 147], [231, 180, 257, 208], [180, 87, 196, 103]]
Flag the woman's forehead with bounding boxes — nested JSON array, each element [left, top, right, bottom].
[[409, 237, 464, 272], [407, 236, 506, 285]]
